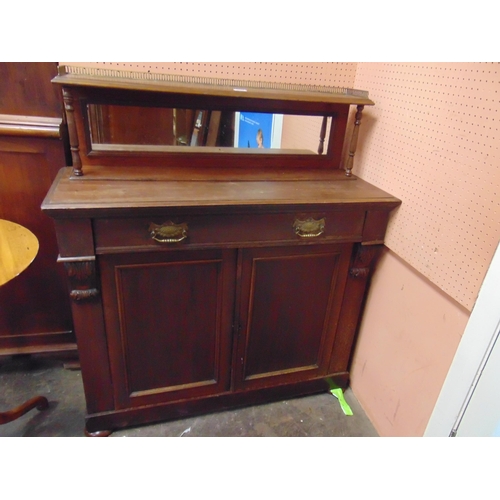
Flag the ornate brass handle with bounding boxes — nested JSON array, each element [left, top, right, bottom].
[[149, 221, 188, 243], [293, 217, 326, 238]]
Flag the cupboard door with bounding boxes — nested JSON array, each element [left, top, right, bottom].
[[234, 244, 352, 390], [99, 248, 236, 409]]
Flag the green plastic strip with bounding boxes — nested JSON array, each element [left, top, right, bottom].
[[330, 388, 354, 416]]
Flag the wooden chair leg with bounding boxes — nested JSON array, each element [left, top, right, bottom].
[[0, 396, 49, 425]]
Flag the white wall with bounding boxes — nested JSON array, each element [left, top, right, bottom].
[[425, 242, 500, 436]]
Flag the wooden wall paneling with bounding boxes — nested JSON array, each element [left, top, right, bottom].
[[0, 63, 66, 118], [0, 62, 75, 356]]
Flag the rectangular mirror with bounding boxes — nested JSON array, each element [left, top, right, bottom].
[[87, 104, 332, 155]]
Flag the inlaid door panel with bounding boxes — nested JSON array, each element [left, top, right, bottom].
[[99, 248, 236, 408], [234, 244, 352, 390]]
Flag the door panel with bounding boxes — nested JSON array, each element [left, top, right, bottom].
[[99, 249, 236, 408], [234, 244, 352, 390]]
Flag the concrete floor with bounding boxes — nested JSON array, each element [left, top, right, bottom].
[[0, 354, 378, 437]]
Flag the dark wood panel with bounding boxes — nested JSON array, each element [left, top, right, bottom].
[[362, 209, 392, 244], [0, 63, 74, 355], [234, 244, 352, 390], [99, 249, 236, 408], [0, 63, 62, 117], [53, 219, 95, 258], [89, 104, 175, 145], [67, 284, 114, 413], [119, 260, 220, 392], [0, 136, 73, 347]]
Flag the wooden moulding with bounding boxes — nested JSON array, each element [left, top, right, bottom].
[[0, 114, 62, 139]]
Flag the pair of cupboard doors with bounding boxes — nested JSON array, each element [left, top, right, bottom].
[[98, 241, 353, 411]]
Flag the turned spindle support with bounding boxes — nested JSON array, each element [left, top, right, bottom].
[[344, 105, 364, 177], [317, 116, 328, 155], [62, 87, 83, 177]]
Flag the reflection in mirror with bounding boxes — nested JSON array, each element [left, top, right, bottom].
[[87, 104, 331, 155]]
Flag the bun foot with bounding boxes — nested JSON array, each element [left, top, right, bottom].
[[85, 427, 112, 437]]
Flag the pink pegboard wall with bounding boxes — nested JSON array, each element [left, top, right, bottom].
[[62, 62, 499, 309], [354, 63, 500, 310], [62, 62, 357, 86]]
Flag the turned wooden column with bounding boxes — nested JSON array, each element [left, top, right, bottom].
[[62, 87, 83, 177], [317, 116, 328, 155], [344, 105, 364, 177]]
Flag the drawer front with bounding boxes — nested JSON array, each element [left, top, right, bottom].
[[94, 209, 365, 253]]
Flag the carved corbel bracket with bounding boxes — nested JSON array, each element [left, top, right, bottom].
[[349, 244, 381, 279], [349, 267, 370, 278], [62, 258, 99, 302]]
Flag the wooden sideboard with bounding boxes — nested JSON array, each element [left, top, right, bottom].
[[42, 66, 400, 435]]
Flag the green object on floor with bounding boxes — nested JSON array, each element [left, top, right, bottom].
[[330, 387, 354, 416]]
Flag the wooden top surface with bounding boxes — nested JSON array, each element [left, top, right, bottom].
[[42, 167, 401, 217], [0, 220, 39, 286]]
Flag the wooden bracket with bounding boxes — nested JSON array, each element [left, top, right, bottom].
[[64, 258, 99, 303]]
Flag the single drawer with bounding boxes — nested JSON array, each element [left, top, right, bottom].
[[93, 209, 365, 253]]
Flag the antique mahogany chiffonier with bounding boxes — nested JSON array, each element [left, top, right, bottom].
[[42, 66, 400, 435]]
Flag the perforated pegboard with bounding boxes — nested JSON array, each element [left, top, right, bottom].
[[354, 63, 500, 310], [62, 62, 499, 310], [62, 62, 358, 86]]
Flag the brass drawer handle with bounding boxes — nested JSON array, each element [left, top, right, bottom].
[[149, 221, 188, 243], [293, 217, 326, 238]]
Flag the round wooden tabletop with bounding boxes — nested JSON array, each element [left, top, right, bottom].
[[0, 219, 39, 287]]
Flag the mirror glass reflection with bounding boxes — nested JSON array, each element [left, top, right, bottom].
[[87, 104, 331, 155]]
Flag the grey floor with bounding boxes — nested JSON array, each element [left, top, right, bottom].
[[0, 354, 378, 437]]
